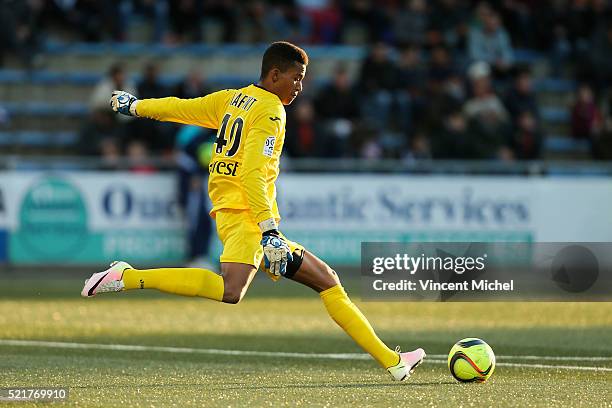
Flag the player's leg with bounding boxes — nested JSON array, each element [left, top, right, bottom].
[[82, 210, 260, 303], [124, 208, 261, 304], [123, 261, 256, 303], [82, 260, 256, 304], [287, 249, 425, 380], [81, 260, 226, 301], [287, 251, 398, 368], [219, 262, 257, 304]]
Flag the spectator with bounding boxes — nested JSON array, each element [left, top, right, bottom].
[[510, 110, 544, 160], [315, 64, 359, 119], [443, 73, 467, 105], [51, 0, 122, 42], [100, 137, 121, 170], [0, 0, 44, 67], [262, 2, 311, 44], [77, 110, 122, 156], [299, 0, 341, 44], [175, 68, 211, 99], [248, 1, 310, 44], [395, 45, 427, 134], [0, 105, 9, 130], [393, 0, 429, 46], [119, 0, 169, 43], [175, 125, 216, 268], [593, 116, 612, 160], [430, 106, 471, 159], [428, 45, 456, 87], [463, 61, 512, 159], [202, 0, 240, 43], [468, 9, 514, 78], [407, 130, 431, 159], [396, 45, 427, 98], [566, 0, 597, 54], [587, 24, 612, 93], [360, 135, 384, 159], [137, 61, 168, 99], [90, 63, 137, 113], [427, 0, 470, 50], [127, 139, 156, 173], [248, 1, 268, 43], [531, 1, 572, 76], [285, 99, 324, 157], [421, 49, 465, 134], [133, 61, 176, 153], [464, 62, 510, 121], [498, 0, 537, 48], [571, 84, 602, 141], [504, 67, 540, 121], [358, 42, 397, 131], [168, 0, 202, 43], [314, 64, 359, 156]]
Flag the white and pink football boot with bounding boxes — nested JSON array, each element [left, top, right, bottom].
[[387, 347, 426, 381], [81, 261, 132, 298]]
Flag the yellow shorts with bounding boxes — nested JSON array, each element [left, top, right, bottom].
[[215, 209, 305, 280]]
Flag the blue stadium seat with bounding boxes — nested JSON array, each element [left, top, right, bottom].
[[0, 70, 26, 82], [0, 69, 327, 90], [535, 78, 577, 93], [2, 102, 88, 116], [541, 107, 569, 124], [513, 48, 542, 65], [1, 131, 79, 147], [41, 41, 366, 60], [547, 166, 608, 176], [0, 131, 15, 146], [545, 135, 590, 153]]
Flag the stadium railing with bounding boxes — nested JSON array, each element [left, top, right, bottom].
[[0, 156, 611, 176]]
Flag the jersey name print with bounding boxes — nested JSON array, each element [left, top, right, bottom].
[[135, 84, 286, 223]]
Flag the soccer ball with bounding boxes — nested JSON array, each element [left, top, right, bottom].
[[448, 338, 496, 382]]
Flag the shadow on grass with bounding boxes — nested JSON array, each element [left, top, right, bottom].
[[212, 381, 457, 390], [0, 275, 361, 299], [68, 381, 454, 391]]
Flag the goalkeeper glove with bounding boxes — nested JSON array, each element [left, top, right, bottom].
[[260, 219, 293, 277], [110, 90, 139, 116]]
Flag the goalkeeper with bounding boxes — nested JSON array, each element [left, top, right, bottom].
[[81, 41, 425, 381]]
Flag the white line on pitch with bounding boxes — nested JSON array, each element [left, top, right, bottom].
[[1, 339, 611, 372]]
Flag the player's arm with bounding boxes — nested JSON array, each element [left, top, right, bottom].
[[240, 110, 292, 276], [110, 89, 231, 129]]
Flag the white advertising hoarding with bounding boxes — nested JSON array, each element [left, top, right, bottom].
[[276, 174, 612, 264], [0, 172, 185, 264], [1, 171, 611, 265]]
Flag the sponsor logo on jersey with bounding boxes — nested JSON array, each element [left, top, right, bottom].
[[208, 159, 240, 176], [263, 136, 276, 157]]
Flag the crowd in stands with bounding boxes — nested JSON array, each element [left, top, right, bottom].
[[2, 0, 612, 162]]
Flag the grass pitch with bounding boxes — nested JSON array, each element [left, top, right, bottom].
[[0, 274, 611, 407]]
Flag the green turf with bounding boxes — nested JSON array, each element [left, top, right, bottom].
[[0, 276, 611, 407]]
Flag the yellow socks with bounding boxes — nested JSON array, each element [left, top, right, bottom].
[[122, 267, 224, 302], [320, 285, 399, 369], [122, 272, 396, 367]]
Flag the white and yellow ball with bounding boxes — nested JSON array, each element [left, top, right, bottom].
[[448, 338, 496, 382]]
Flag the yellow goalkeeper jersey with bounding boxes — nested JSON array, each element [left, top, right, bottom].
[[136, 84, 286, 223]]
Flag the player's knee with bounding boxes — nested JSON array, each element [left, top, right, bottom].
[[223, 291, 242, 304], [319, 265, 341, 291], [222, 282, 247, 304]]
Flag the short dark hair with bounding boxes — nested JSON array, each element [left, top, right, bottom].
[[260, 41, 308, 79], [108, 63, 123, 77]]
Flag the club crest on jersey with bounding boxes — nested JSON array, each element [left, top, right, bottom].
[[263, 136, 275, 157]]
